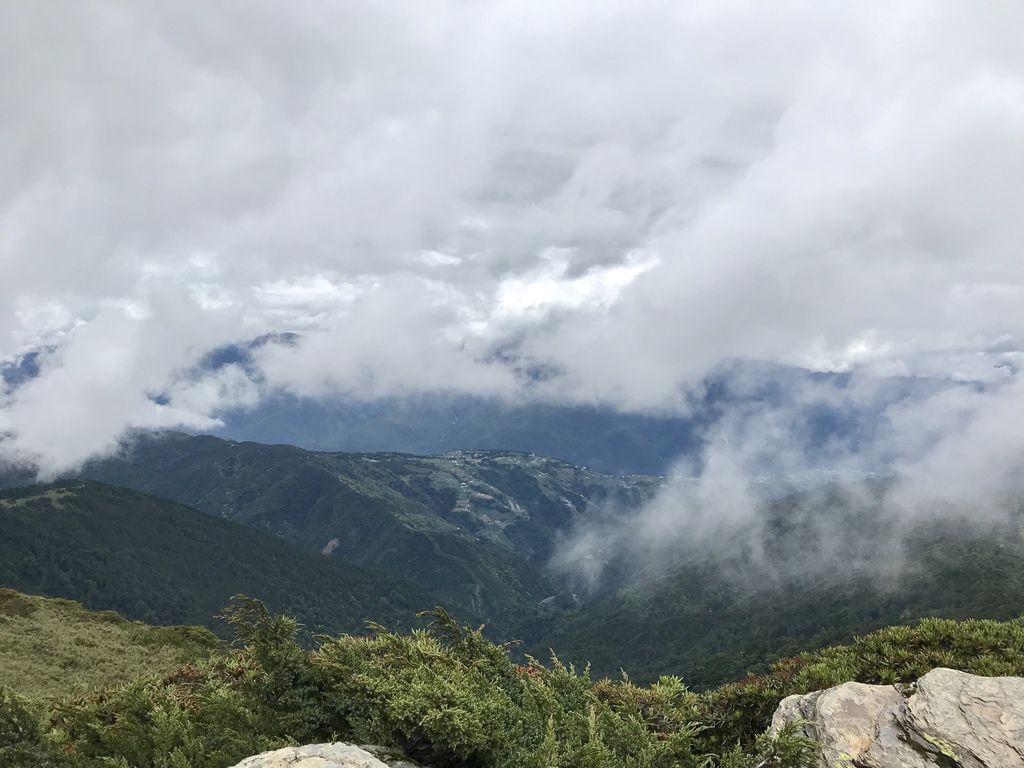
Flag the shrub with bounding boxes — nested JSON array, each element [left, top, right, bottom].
[[314, 608, 806, 768], [47, 658, 293, 768], [696, 615, 1024, 751], [0, 687, 64, 767], [22, 600, 821, 768]]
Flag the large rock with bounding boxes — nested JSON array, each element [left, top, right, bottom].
[[770, 668, 1024, 767], [228, 743, 421, 768]]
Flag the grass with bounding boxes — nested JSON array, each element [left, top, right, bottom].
[[0, 589, 221, 701]]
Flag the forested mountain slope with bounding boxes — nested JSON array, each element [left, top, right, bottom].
[[531, 489, 1024, 686], [0, 481, 428, 638], [73, 432, 659, 630]]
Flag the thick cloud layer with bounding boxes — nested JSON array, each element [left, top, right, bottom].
[[3, 2, 1024, 477], [553, 372, 1024, 590]]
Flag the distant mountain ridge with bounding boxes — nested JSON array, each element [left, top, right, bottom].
[[4, 339, 964, 475], [209, 359, 956, 474]]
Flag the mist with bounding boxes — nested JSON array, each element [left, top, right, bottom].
[[552, 371, 1024, 593]]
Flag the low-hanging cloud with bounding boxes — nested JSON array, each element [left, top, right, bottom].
[[3, 2, 1024, 480], [552, 371, 1024, 592]]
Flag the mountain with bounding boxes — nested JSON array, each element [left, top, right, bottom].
[[0, 588, 221, 700], [0, 480, 429, 638], [68, 433, 1024, 688], [530, 485, 1024, 687], [9, 431, 1024, 689], [73, 432, 661, 631], [213, 392, 703, 476]]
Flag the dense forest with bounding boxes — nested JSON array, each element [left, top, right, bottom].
[[0, 482, 427, 638]]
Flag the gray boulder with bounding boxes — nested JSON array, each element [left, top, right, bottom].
[[770, 667, 1024, 767], [228, 743, 421, 768]]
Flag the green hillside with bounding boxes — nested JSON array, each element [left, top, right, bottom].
[[0, 481, 430, 639], [0, 589, 220, 700], [532, 490, 1024, 687], [75, 432, 660, 631]]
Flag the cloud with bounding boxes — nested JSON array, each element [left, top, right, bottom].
[[2, 2, 1024, 475], [552, 370, 1024, 592]]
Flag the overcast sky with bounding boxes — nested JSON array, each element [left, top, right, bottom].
[[2, 2, 1024, 475]]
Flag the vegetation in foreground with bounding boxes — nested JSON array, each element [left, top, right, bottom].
[[2, 598, 814, 768], [3, 592, 1024, 768], [0, 589, 220, 701]]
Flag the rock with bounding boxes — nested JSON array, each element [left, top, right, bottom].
[[359, 745, 422, 768], [902, 667, 1024, 767], [228, 743, 421, 768], [770, 682, 922, 767], [769, 668, 1024, 767]]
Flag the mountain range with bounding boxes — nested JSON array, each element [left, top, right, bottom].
[[207, 360, 960, 475], [4, 430, 1024, 687]]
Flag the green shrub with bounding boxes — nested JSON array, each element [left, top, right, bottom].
[[696, 615, 1024, 751], [218, 596, 331, 741], [48, 663, 286, 768], [0, 687, 64, 767], [11, 591, 1023, 767], [11, 599, 825, 767], [314, 608, 803, 768]]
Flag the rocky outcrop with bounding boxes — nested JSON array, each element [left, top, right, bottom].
[[227, 743, 421, 768], [770, 667, 1024, 767]]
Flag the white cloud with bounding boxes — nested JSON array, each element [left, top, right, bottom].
[[496, 249, 659, 314], [2, 1, 1024, 477]]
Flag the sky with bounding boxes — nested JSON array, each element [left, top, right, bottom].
[[2, 2, 1024, 478]]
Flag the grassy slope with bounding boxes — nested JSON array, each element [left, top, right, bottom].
[[0, 481, 431, 640], [0, 589, 220, 700]]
